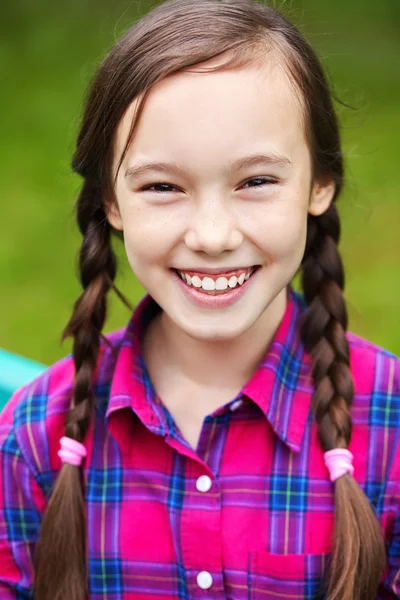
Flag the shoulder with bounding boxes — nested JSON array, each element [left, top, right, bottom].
[[345, 331, 400, 431], [291, 288, 400, 395], [347, 330, 400, 401], [0, 325, 127, 491], [345, 332, 400, 490]]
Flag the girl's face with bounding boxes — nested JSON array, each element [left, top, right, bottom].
[[108, 59, 334, 341]]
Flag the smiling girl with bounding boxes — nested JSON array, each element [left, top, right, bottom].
[[1, 1, 399, 599]]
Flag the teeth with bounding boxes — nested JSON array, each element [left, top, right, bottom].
[[178, 268, 255, 292], [215, 277, 228, 291], [228, 276, 238, 288], [202, 277, 216, 291], [191, 275, 202, 288]]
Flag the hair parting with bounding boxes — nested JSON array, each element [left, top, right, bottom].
[[33, 2, 386, 599]]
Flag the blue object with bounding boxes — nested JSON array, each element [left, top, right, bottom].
[[0, 348, 46, 411]]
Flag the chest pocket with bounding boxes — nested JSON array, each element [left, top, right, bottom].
[[248, 550, 331, 600]]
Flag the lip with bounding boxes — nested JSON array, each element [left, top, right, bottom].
[[172, 266, 260, 308], [172, 265, 259, 276]]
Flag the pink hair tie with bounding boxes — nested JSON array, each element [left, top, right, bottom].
[[324, 448, 354, 482], [58, 436, 87, 467]]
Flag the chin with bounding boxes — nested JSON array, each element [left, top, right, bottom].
[[177, 313, 258, 342]]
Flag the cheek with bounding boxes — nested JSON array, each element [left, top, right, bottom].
[[248, 203, 308, 261], [120, 202, 182, 267]]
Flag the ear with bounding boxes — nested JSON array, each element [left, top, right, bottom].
[[308, 177, 336, 217], [105, 201, 124, 231]]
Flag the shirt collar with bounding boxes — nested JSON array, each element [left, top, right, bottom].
[[241, 286, 314, 452], [106, 285, 314, 454]]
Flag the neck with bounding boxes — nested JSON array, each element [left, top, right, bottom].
[[144, 287, 288, 390]]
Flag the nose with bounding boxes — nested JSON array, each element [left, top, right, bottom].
[[184, 196, 243, 256]]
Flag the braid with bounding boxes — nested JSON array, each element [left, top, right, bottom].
[[34, 178, 132, 600], [300, 204, 386, 600]]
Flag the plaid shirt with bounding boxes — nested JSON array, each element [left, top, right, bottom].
[[1, 286, 400, 599]]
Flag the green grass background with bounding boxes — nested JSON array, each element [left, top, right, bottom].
[[1, 0, 399, 365]]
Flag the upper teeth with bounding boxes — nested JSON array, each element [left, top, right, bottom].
[[177, 268, 254, 291]]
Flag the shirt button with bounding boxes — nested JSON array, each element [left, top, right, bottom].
[[196, 571, 213, 590], [196, 475, 212, 493], [230, 398, 243, 411]]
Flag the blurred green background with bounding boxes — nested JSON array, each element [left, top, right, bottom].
[[0, 0, 399, 365]]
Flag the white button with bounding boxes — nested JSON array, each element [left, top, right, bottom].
[[196, 475, 212, 493], [196, 571, 213, 590], [230, 399, 243, 411]]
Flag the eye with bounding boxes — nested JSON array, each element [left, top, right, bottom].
[[139, 177, 277, 194], [240, 177, 277, 190], [140, 182, 179, 193]]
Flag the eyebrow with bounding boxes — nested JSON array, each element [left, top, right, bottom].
[[124, 153, 292, 181]]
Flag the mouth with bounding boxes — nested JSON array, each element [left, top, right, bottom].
[[172, 265, 261, 295]]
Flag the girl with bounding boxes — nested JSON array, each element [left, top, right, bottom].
[[0, 0, 399, 598]]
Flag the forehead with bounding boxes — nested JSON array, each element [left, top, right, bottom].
[[114, 57, 307, 169]]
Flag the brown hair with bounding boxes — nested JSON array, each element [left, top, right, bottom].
[[33, 1, 386, 598]]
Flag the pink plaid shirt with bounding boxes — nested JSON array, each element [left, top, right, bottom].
[[1, 286, 400, 599]]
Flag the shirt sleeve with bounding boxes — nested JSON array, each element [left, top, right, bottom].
[[377, 354, 400, 599], [378, 503, 400, 598], [0, 387, 48, 599]]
